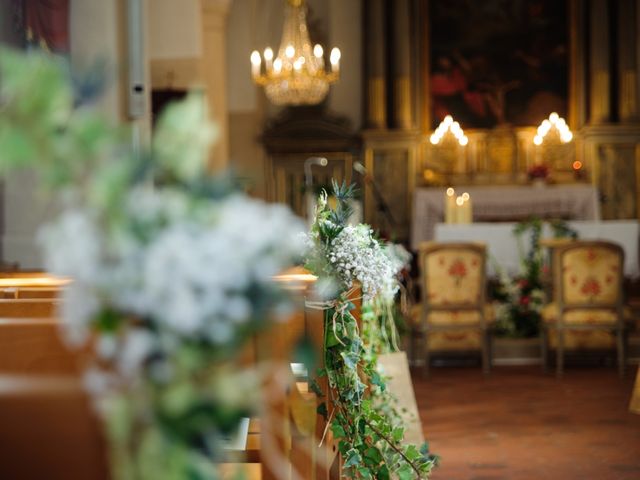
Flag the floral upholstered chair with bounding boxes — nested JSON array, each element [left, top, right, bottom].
[[541, 241, 631, 377], [414, 242, 492, 375]]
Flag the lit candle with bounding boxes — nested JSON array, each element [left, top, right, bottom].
[[445, 187, 456, 223], [455, 196, 465, 224], [273, 58, 282, 74], [462, 192, 472, 223], [313, 44, 324, 68], [330, 47, 341, 73], [250, 50, 261, 78], [285, 44, 295, 59], [263, 47, 273, 71]]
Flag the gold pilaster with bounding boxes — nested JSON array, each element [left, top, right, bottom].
[[588, 0, 611, 124], [618, 0, 639, 122], [368, 77, 387, 129], [394, 77, 412, 130], [392, 0, 412, 129], [365, 0, 387, 129]]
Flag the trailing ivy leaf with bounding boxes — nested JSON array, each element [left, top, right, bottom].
[[363, 446, 383, 466], [397, 464, 416, 480], [316, 402, 328, 420], [330, 423, 346, 439], [392, 426, 404, 443], [377, 464, 390, 480], [309, 379, 324, 397], [343, 449, 362, 468]]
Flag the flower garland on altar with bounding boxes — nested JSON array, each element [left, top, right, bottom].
[[0, 50, 304, 479], [493, 218, 577, 338], [305, 181, 436, 479]]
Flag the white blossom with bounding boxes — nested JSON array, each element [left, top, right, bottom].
[[329, 225, 393, 300]]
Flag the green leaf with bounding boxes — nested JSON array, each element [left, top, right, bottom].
[[308, 379, 324, 397], [397, 464, 415, 480], [343, 449, 361, 468], [316, 402, 328, 420], [330, 423, 346, 439]]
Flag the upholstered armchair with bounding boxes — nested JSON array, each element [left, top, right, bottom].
[[414, 242, 492, 375], [541, 241, 631, 377]]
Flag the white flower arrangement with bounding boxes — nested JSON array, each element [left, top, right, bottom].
[[39, 189, 304, 380], [0, 51, 305, 479], [328, 224, 393, 301]]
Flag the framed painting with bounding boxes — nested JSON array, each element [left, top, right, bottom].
[[0, 0, 70, 53], [426, 0, 569, 130]]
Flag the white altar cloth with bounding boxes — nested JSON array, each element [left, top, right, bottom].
[[411, 185, 601, 248], [434, 221, 640, 278]]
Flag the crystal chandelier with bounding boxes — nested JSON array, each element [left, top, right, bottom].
[[250, 0, 341, 106]]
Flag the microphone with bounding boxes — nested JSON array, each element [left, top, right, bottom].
[[304, 157, 328, 187], [353, 161, 367, 175]]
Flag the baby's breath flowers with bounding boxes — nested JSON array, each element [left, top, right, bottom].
[[328, 224, 393, 300]]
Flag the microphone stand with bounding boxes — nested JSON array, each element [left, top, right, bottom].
[[304, 156, 328, 225], [354, 163, 397, 239]]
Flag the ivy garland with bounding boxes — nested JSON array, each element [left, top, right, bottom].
[[306, 182, 437, 479]]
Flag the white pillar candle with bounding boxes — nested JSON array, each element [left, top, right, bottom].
[[455, 195, 465, 224], [462, 192, 472, 223], [445, 187, 456, 223]]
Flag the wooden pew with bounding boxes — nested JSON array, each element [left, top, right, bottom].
[[0, 298, 58, 317], [0, 375, 109, 480], [0, 318, 79, 375], [2, 286, 61, 299]]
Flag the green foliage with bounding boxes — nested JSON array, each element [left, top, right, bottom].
[[493, 217, 577, 338], [307, 184, 437, 478]]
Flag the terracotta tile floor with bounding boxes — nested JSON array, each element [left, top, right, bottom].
[[414, 366, 640, 480]]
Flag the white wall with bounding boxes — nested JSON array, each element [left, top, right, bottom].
[[148, 0, 202, 59]]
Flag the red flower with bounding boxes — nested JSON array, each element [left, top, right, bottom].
[[528, 164, 549, 180], [448, 259, 467, 283], [581, 277, 601, 298], [519, 295, 531, 306]]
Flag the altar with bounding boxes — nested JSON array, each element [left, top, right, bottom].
[[411, 184, 600, 249], [434, 220, 640, 278]]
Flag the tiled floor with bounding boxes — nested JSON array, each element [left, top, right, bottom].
[[414, 366, 640, 480]]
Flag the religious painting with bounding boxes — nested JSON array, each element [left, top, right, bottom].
[[429, 0, 568, 129], [0, 0, 69, 53]]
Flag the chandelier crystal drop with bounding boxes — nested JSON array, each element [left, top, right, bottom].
[[250, 0, 340, 106]]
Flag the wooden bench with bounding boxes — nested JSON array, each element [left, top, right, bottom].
[[0, 318, 79, 375], [0, 298, 58, 318], [1, 286, 61, 299], [0, 375, 109, 480]]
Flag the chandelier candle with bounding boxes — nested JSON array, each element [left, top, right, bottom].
[[250, 0, 340, 106]]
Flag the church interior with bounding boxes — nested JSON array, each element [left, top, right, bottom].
[[0, 1, 639, 479]]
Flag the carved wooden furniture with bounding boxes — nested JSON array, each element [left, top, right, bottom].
[[415, 242, 492, 374], [263, 106, 360, 219], [541, 240, 632, 377]]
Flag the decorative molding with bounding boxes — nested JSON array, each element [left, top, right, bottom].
[[150, 57, 204, 90]]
